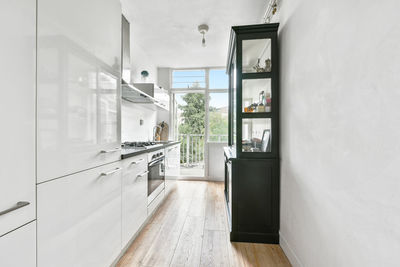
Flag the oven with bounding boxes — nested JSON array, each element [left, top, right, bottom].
[[147, 149, 165, 204]]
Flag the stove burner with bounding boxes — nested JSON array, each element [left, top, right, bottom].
[[122, 141, 157, 148]]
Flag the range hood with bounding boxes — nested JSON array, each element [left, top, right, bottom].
[[120, 16, 168, 110], [121, 80, 155, 104]]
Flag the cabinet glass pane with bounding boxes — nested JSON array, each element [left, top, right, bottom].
[[242, 39, 271, 73], [242, 118, 271, 152], [242, 79, 271, 113]]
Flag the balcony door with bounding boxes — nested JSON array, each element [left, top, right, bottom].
[[173, 92, 206, 178]]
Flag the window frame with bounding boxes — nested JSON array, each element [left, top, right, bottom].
[[170, 67, 228, 143]]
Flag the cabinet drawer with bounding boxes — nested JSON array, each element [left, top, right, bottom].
[[37, 162, 122, 267], [121, 155, 148, 247], [0, 221, 36, 267]]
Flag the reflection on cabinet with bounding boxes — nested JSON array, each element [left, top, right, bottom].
[[37, 162, 122, 267], [121, 155, 148, 248], [0, 221, 36, 267], [0, 0, 36, 236], [37, 0, 122, 183]]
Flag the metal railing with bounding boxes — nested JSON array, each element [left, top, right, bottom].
[[178, 134, 228, 167]]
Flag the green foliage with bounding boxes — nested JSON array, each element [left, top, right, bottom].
[[178, 93, 205, 135]]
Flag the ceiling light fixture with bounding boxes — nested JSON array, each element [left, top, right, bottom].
[[198, 24, 209, 47]]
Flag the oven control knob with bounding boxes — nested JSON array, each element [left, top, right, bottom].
[[152, 155, 156, 159]]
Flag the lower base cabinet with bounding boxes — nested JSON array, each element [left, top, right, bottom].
[[121, 155, 148, 248], [0, 221, 36, 267], [225, 151, 280, 244], [37, 162, 122, 267]]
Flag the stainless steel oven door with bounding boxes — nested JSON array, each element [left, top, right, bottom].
[[147, 156, 165, 204]]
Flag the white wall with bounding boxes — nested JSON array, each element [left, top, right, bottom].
[[278, 1, 400, 267], [121, 100, 157, 142]]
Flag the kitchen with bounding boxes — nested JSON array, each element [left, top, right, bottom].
[[2, 0, 400, 267]]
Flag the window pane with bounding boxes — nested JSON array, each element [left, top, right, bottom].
[[208, 92, 228, 142], [242, 39, 272, 73], [209, 69, 228, 89], [242, 118, 271, 152], [172, 69, 206, 89]]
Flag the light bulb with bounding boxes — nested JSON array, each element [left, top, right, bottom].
[[202, 35, 206, 47]]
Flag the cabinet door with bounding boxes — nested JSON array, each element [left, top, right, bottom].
[[37, 162, 122, 267], [0, 221, 36, 267], [0, 0, 36, 236], [122, 156, 148, 247], [165, 144, 180, 178], [37, 0, 122, 183]]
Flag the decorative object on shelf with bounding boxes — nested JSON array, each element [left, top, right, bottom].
[[265, 92, 271, 112], [253, 58, 264, 72], [141, 70, 149, 82], [257, 91, 265, 112], [198, 24, 209, 47], [264, 58, 272, 72]]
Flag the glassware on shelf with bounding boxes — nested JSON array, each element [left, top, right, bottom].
[[242, 79, 271, 113]]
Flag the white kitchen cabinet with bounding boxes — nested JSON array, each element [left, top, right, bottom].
[[37, 0, 122, 183], [37, 162, 122, 267], [165, 144, 181, 178], [121, 155, 148, 247], [0, 221, 36, 267], [0, 0, 36, 236], [165, 144, 180, 195]]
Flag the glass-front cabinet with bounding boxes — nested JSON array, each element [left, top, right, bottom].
[[227, 23, 279, 158]]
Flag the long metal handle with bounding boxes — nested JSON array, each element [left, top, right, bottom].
[[100, 147, 121, 154], [0, 201, 30, 217], [137, 171, 149, 178], [101, 167, 121, 176], [149, 157, 165, 167], [130, 159, 144, 165]]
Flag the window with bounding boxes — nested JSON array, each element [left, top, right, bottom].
[[209, 92, 228, 142], [172, 69, 206, 89], [170, 68, 229, 143], [209, 69, 229, 89], [208, 68, 229, 142]]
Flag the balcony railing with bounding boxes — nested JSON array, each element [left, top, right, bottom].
[[178, 134, 228, 167]]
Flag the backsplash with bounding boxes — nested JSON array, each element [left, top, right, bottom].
[[121, 100, 157, 142]]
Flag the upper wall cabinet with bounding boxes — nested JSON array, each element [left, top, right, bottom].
[[0, 0, 36, 236], [37, 0, 122, 182]]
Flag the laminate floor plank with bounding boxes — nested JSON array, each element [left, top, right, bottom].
[[117, 181, 291, 267]]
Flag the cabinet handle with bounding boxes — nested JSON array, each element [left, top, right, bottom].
[[130, 159, 144, 165], [0, 201, 30, 217], [100, 148, 121, 154], [136, 171, 149, 178], [101, 167, 121, 176], [168, 148, 173, 152]]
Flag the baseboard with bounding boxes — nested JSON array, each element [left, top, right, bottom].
[[230, 231, 279, 244], [279, 232, 303, 267]]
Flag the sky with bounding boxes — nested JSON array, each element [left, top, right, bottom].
[[174, 69, 228, 109]]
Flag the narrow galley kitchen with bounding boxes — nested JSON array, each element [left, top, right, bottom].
[[2, 0, 400, 267]]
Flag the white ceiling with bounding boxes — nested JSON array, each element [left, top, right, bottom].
[[121, 0, 267, 68]]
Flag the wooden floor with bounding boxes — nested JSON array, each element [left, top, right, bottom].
[[117, 181, 291, 267]]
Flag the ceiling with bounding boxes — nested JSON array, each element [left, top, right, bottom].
[[121, 0, 267, 68]]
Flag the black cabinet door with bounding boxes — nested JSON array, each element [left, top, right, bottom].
[[236, 159, 279, 233]]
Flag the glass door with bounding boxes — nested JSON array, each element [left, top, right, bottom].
[[174, 92, 205, 178]]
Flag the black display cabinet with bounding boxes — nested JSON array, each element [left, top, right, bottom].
[[224, 23, 280, 244]]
